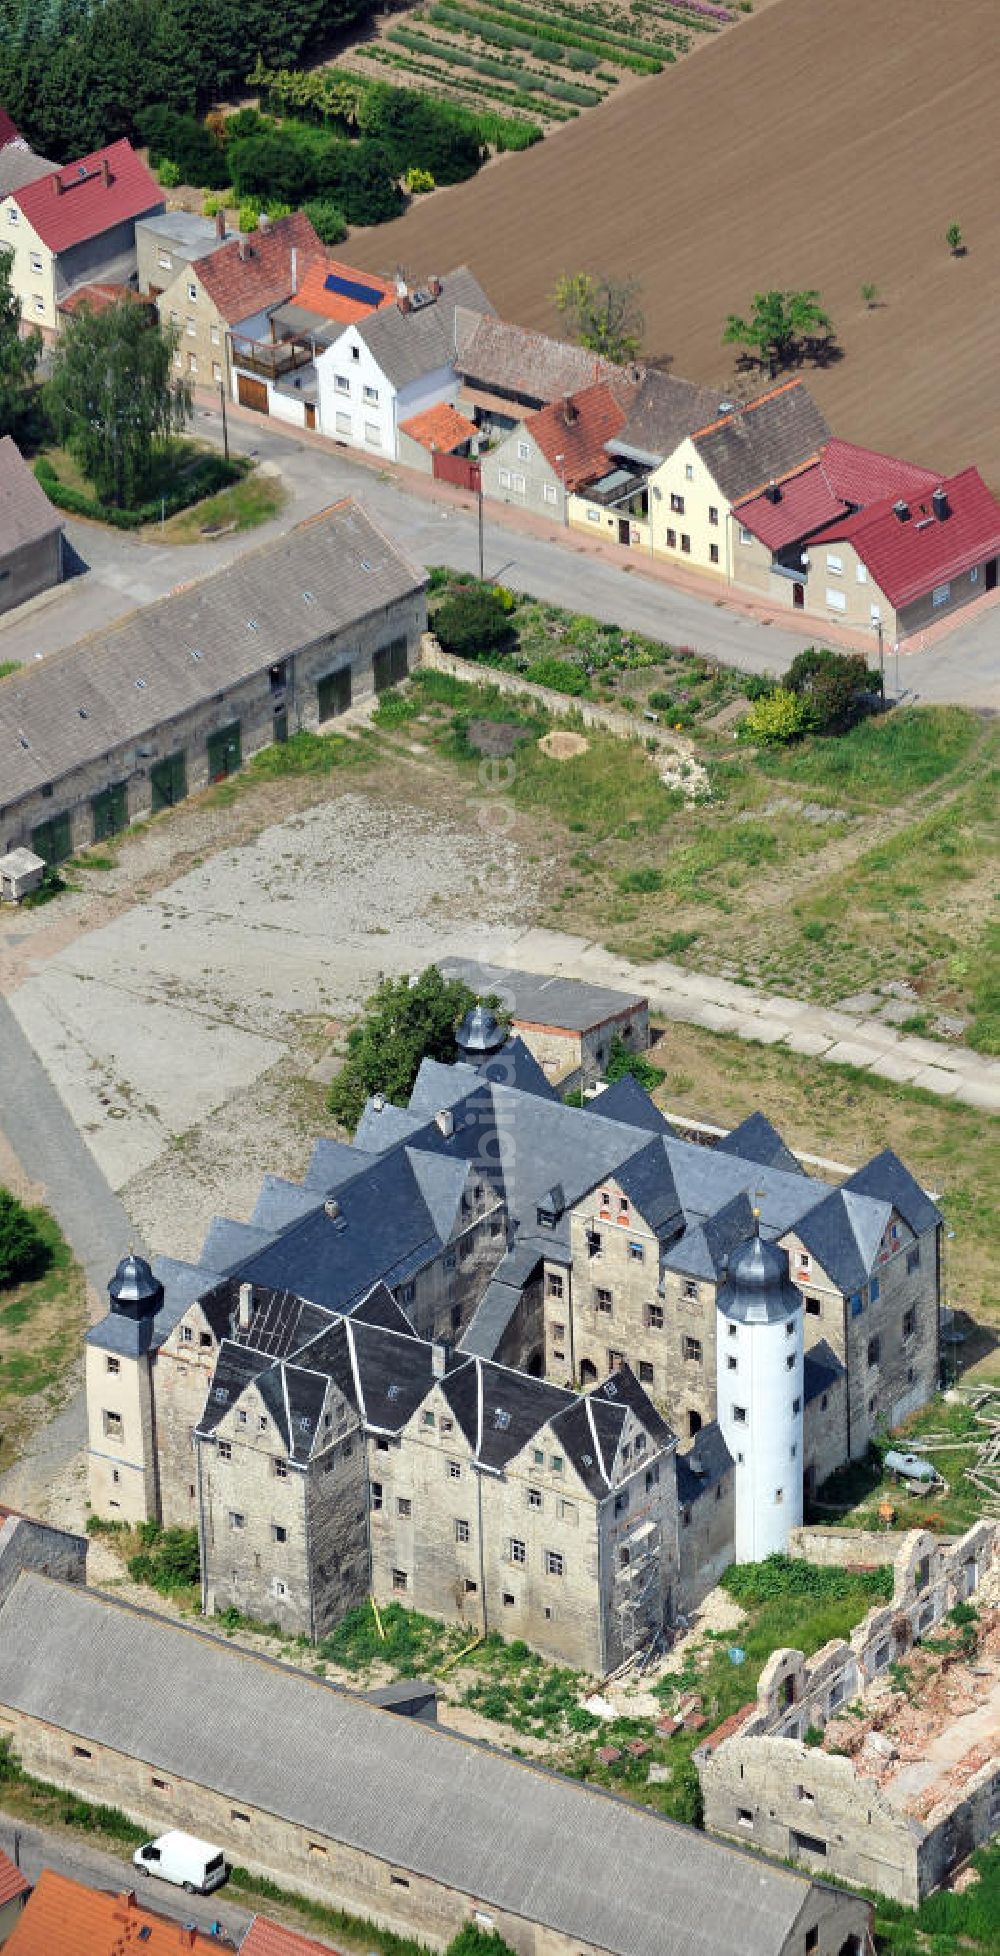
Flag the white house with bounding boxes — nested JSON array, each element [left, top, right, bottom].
[[316, 266, 491, 460]]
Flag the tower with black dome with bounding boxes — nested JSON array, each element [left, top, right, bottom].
[[715, 1219, 804, 1561], [85, 1250, 164, 1523], [455, 1002, 507, 1063]]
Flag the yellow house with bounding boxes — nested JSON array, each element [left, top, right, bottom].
[[0, 138, 162, 336], [645, 379, 831, 584]]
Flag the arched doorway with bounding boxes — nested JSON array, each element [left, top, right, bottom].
[[580, 1359, 598, 1388], [526, 1348, 544, 1377], [688, 1409, 703, 1438]]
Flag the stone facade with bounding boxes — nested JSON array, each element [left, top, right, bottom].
[[696, 1522, 1000, 1903]]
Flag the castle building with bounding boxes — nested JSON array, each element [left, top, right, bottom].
[[715, 1227, 804, 1562]]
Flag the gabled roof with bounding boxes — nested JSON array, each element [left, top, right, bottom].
[[676, 1420, 732, 1505], [292, 257, 395, 325], [520, 378, 639, 492], [691, 380, 831, 504], [715, 1112, 802, 1177], [792, 1187, 891, 1295], [0, 436, 63, 550], [399, 400, 477, 453], [11, 138, 160, 254], [470, 1033, 559, 1100], [807, 466, 1000, 609], [353, 267, 492, 390], [0, 142, 56, 201], [803, 1337, 845, 1406], [735, 439, 942, 553], [819, 438, 939, 507], [0, 1843, 29, 1909], [195, 211, 324, 325], [241, 1920, 339, 1956], [3, 1867, 217, 1953], [842, 1149, 941, 1237], [608, 369, 732, 468], [587, 1073, 674, 1136], [455, 310, 627, 406]]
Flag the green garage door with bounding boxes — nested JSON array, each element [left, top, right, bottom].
[[151, 751, 188, 813], [31, 811, 72, 865], [91, 781, 128, 843], [373, 637, 409, 694], [317, 667, 352, 722], [207, 722, 241, 781]]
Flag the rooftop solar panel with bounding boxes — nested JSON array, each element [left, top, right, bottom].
[[324, 271, 387, 309]]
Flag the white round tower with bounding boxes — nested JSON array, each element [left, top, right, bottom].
[[716, 1224, 803, 1562]]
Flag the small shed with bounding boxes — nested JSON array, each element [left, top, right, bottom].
[[0, 846, 45, 903]]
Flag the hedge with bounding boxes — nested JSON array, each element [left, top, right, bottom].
[[34, 453, 246, 529]]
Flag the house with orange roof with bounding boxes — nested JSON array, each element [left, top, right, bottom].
[[240, 1916, 341, 1956], [397, 399, 477, 475], [481, 378, 638, 525], [0, 1845, 30, 1943], [227, 257, 396, 432], [3, 1871, 220, 1954], [0, 138, 162, 336]]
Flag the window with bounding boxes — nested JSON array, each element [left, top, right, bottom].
[[825, 588, 847, 612], [363, 385, 379, 405], [334, 374, 350, 394], [670, 492, 685, 514], [733, 1405, 747, 1424], [786, 1353, 795, 1371], [545, 1549, 564, 1577], [73, 1744, 93, 1759], [737, 1807, 753, 1829], [517, 439, 530, 460], [422, 1410, 435, 1429], [547, 1273, 564, 1298], [684, 463, 694, 481], [210, 323, 220, 345], [212, 360, 222, 384], [629, 1241, 644, 1263], [237, 1411, 247, 1427], [775, 1487, 783, 1504], [532, 1448, 544, 1466], [528, 1487, 543, 1510], [105, 1356, 120, 1375], [218, 1441, 232, 1461], [639, 1361, 654, 1384], [869, 1277, 880, 1303], [231, 1810, 250, 1826], [867, 1336, 881, 1367], [397, 1496, 412, 1518], [682, 1507, 691, 1529], [595, 1287, 613, 1314], [645, 1463, 660, 1490], [792, 1397, 801, 1415], [665, 527, 676, 549], [364, 422, 381, 446], [272, 1524, 287, 1544], [102, 1410, 123, 1439], [587, 508, 601, 524], [683, 1280, 699, 1301], [806, 1930, 819, 1953], [728, 1322, 737, 1339], [551, 1453, 563, 1473], [543, 483, 558, 505], [739, 525, 754, 544], [510, 1537, 526, 1564], [607, 1350, 625, 1372], [826, 553, 843, 575], [681, 533, 691, 554], [906, 1245, 920, 1274], [503, 1591, 515, 1607], [392, 1569, 408, 1591], [646, 1303, 664, 1330], [902, 1306, 916, 1340], [805, 1295, 822, 1317], [185, 315, 196, 338], [792, 1831, 827, 1859], [727, 1354, 737, 1371], [228, 1511, 245, 1530], [855, 561, 868, 584], [683, 1336, 703, 1362], [151, 1775, 170, 1791], [932, 583, 951, 607], [710, 543, 719, 564], [614, 1489, 629, 1517], [350, 344, 360, 361], [511, 473, 526, 495], [335, 412, 351, 435], [371, 1481, 383, 1511], [188, 354, 197, 374], [708, 505, 719, 525], [448, 1459, 462, 1480], [455, 1518, 470, 1543], [550, 1322, 565, 1341], [272, 1578, 288, 1600], [850, 1292, 864, 1318]]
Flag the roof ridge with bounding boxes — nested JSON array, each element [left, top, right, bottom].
[[693, 376, 803, 443], [584, 1393, 609, 1486]]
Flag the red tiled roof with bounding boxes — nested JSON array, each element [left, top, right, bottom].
[[525, 378, 638, 491], [809, 466, 1000, 609], [0, 106, 21, 147], [240, 1916, 344, 1956], [196, 212, 324, 326], [735, 457, 846, 550], [819, 438, 939, 507], [399, 402, 477, 453], [13, 139, 160, 254], [293, 257, 395, 325], [0, 1846, 29, 1909], [4, 1872, 218, 1953], [696, 1701, 755, 1756], [58, 281, 133, 317]]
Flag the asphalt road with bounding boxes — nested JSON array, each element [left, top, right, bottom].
[[2, 404, 997, 705], [0, 1812, 254, 1943]]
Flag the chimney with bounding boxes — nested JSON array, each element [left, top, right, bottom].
[[435, 1108, 454, 1138], [238, 1282, 253, 1332], [931, 485, 950, 521], [562, 393, 577, 425], [324, 1198, 341, 1220], [258, 209, 270, 234], [765, 477, 781, 504], [101, 156, 111, 188], [215, 207, 225, 240], [52, 173, 64, 195], [397, 291, 411, 315], [431, 1340, 448, 1380], [238, 236, 249, 262], [893, 499, 910, 522], [372, 1092, 385, 1114], [428, 274, 442, 299], [178, 1929, 197, 1951]]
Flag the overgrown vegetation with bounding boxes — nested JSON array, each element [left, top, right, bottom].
[[0, 1188, 50, 1289], [126, 1522, 201, 1598], [327, 964, 486, 1133], [0, 1204, 86, 1475], [813, 1389, 1000, 1537]]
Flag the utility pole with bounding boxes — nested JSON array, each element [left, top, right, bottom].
[[471, 436, 484, 579], [874, 616, 885, 702]]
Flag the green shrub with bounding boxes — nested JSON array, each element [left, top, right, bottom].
[[523, 656, 590, 694], [784, 646, 873, 733], [135, 108, 230, 188], [238, 198, 260, 232], [447, 1928, 517, 1956], [202, 189, 233, 218], [433, 582, 518, 661], [404, 164, 436, 191], [304, 197, 347, 245], [742, 686, 808, 746], [605, 1033, 663, 1089], [157, 158, 181, 187], [127, 1523, 201, 1596], [0, 1191, 51, 1287]]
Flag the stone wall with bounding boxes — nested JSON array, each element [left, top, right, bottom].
[[0, 530, 62, 615], [801, 1373, 848, 1497], [418, 640, 692, 759], [678, 1465, 734, 1617], [787, 1528, 901, 1568]]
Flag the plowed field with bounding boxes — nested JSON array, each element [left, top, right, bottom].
[[349, 0, 1000, 482]]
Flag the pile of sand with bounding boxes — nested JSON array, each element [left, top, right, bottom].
[[539, 730, 589, 761]]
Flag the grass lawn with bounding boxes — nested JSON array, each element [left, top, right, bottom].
[[811, 1387, 1000, 1537], [159, 467, 287, 542], [0, 1206, 87, 1474]]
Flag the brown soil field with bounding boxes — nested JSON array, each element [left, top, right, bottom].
[[348, 0, 1000, 484]]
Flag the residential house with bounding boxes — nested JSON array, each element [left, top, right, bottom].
[[794, 466, 1000, 641], [732, 438, 941, 616], [316, 266, 491, 460], [0, 105, 55, 201], [231, 257, 397, 430], [0, 1849, 29, 1947], [0, 138, 162, 335], [455, 310, 631, 433], [0, 1572, 873, 1956], [644, 379, 831, 579], [481, 378, 639, 527], [0, 436, 64, 615], [155, 210, 324, 396], [582, 369, 734, 549], [135, 207, 232, 298], [0, 502, 426, 864], [398, 400, 478, 475], [3, 1871, 220, 1954]]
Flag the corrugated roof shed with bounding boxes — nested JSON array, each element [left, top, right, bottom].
[[0, 500, 425, 808], [0, 1573, 831, 1956]]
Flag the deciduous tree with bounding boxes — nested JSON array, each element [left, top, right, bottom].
[[46, 299, 192, 509], [552, 272, 644, 363], [0, 1189, 48, 1289], [0, 250, 41, 441], [327, 967, 483, 1133], [722, 289, 833, 375]]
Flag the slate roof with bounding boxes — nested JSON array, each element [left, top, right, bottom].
[[715, 1111, 802, 1176], [12, 138, 160, 252], [587, 1073, 674, 1135], [521, 379, 639, 492], [842, 1149, 941, 1238], [0, 436, 62, 551], [469, 1033, 559, 1100], [676, 1420, 733, 1505], [0, 1575, 835, 1956], [692, 380, 831, 504], [355, 267, 492, 389], [803, 1337, 845, 1406], [0, 141, 56, 200], [399, 401, 477, 453], [455, 310, 627, 407], [0, 501, 425, 809], [807, 466, 1000, 609], [3, 1869, 218, 1954], [439, 959, 647, 1033], [608, 369, 732, 468], [195, 212, 324, 326], [794, 1188, 891, 1295]]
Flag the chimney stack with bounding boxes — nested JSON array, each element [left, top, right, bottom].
[[395, 273, 410, 314], [238, 236, 249, 262], [258, 209, 270, 234], [238, 1282, 253, 1333], [931, 485, 950, 521], [215, 207, 226, 240], [53, 173, 64, 195], [324, 1198, 341, 1220], [101, 156, 111, 187], [435, 1109, 454, 1138], [431, 1340, 448, 1380], [562, 393, 577, 425], [428, 275, 442, 299]]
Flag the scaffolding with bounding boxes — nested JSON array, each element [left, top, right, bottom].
[[615, 1516, 662, 1668]]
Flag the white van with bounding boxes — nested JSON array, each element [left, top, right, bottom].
[[133, 1830, 227, 1894]]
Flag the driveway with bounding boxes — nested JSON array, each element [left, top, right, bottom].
[[0, 1815, 253, 1945]]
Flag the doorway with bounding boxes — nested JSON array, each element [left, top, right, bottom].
[[150, 751, 187, 813], [305, 403, 317, 431], [618, 518, 631, 546], [273, 704, 288, 743], [986, 558, 997, 592], [792, 582, 805, 609]]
